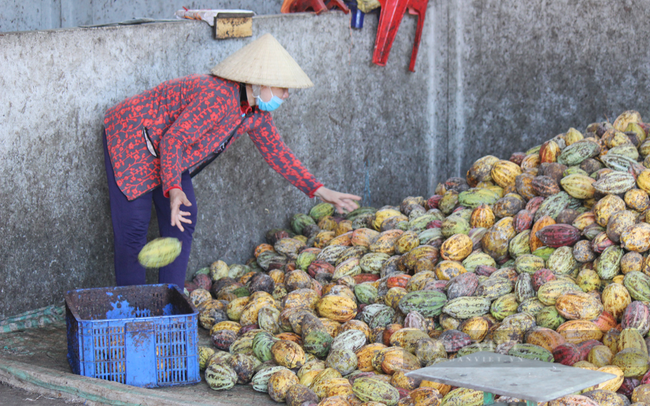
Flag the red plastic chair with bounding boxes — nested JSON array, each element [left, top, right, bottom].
[[372, 0, 429, 72], [281, 0, 350, 15]]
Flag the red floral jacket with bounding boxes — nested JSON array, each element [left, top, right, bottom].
[[104, 74, 322, 201]]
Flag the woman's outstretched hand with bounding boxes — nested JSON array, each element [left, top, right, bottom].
[[313, 186, 361, 214], [169, 188, 193, 232]]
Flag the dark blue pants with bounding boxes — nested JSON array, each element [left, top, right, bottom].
[[103, 131, 197, 287]]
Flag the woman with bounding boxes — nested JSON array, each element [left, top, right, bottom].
[[103, 33, 360, 288]]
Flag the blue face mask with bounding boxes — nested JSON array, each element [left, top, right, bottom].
[[256, 94, 284, 112]]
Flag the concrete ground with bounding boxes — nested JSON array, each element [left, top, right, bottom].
[[0, 323, 277, 406], [0, 382, 85, 405]]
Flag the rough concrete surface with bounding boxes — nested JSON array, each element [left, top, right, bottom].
[[0, 382, 85, 406], [443, 0, 650, 182], [1, 0, 285, 32], [0, 323, 278, 406], [0, 11, 432, 317]]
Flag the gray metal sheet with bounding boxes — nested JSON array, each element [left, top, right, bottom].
[[406, 352, 616, 402]]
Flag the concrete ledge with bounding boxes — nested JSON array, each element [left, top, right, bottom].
[[0, 357, 227, 406]]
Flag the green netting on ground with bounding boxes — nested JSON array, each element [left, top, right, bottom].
[[0, 305, 65, 334]]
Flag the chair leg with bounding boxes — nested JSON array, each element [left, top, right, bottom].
[[372, 0, 430, 71], [407, 0, 428, 72], [372, 0, 410, 67]]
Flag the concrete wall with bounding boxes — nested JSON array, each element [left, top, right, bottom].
[[432, 0, 650, 187], [0, 11, 433, 317], [1, 0, 284, 32], [4, 0, 650, 317]]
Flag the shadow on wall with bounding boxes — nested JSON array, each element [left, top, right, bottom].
[[0, 0, 285, 32]]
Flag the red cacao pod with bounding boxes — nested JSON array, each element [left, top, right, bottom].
[[536, 224, 582, 248], [553, 342, 581, 366]]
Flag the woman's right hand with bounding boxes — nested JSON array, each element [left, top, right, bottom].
[[313, 186, 361, 214], [169, 188, 192, 232]]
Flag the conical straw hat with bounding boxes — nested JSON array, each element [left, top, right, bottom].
[[211, 33, 314, 89]]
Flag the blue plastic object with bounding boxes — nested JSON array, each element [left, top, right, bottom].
[[65, 284, 200, 388], [344, 0, 365, 28], [351, 8, 365, 28]]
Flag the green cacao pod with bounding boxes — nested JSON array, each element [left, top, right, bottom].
[[462, 251, 496, 273], [536, 306, 566, 330], [560, 174, 596, 199], [537, 279, 582, 305], [291, 213, 316, 235], [302, 330, 333, 359], [490, 293, 519, 321], [623, 272, 650, 302], [352, 377, 400, 406], [442, 296, 491, 319], [515, 254, 546, 275], [252, 331, 279, 362], [596, 246, 624, 280], [458, 188, 501, 208], [138, 237, 182, 268], [507, 343, 554, 363], [310, 203, 335, 222], [612, 348, 649, 377], [205, 363, 238, 391], [534, 192, 577, 222], [398, 290, 447, 318], [593, 171, 636, 195], [441, 387, 483, 406], [251, 365, 288, 392], [557, 140, 601, 166], [547, 246, 577, 275], [475, 277, 513, 300]]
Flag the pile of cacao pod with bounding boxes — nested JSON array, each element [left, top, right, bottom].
[[185, 110, 650, 406]]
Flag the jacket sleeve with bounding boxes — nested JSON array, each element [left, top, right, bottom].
[[247, 111, 323, 197], [159, 91, 233, 196]]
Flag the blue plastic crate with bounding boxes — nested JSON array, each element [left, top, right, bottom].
[[65, 284, 200, 388]]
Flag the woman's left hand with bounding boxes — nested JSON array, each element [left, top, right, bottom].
[[313, 186, 362, 214]]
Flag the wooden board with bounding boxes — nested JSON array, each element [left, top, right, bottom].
[[214, 14, 253, 39]]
